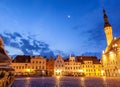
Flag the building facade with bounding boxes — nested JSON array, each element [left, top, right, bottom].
[[54, 55, 65, 76], [11, 55, 46, 76], [46, 56, 54, 76], [64, 56, 82, 76], [11, 55, 31, 75], [76, 56, 102, 76], [31, 56, 46, 76], [101, 10, 120, 77]]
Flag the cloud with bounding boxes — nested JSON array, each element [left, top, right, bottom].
[[0, 32, 70, 58], [5, 46, 24, 55], [87, 23, 105, 42]]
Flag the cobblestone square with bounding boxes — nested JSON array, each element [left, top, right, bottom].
[[11, 77, 120, 87]]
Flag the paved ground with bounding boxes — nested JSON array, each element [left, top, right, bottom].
[[11, 77, 120, 87]]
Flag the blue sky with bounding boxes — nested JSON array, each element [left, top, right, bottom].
[[0, 0, 120, 58]]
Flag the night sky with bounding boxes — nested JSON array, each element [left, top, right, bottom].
[[0, 0, 120, 58]]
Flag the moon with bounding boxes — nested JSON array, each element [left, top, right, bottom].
[[67, 15, 71, 19]]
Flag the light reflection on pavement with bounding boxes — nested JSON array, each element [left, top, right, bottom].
[[11, 77, 120, 87]]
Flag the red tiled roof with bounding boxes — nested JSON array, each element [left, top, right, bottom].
[[76, 56, 101, 64]]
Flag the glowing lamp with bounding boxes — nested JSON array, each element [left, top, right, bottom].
[[55, 70, 61, 73], [78, 70, 84, 73], [26, 69, 30, 72]]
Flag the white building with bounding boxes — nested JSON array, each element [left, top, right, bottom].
[[64, 55, 82, 76], [54, 54, 65, 76]]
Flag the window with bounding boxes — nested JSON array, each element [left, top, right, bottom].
[[62, 65, 64, 67], [39, 61, 41, 64]]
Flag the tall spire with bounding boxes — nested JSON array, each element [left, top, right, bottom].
[[103, 9, 111, 28], [103, 9, 113, 46]]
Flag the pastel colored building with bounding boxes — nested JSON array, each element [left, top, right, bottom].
[[76, 56, 102, 76], [64, 55, 82, 76], [54, 55, 65, 76], [11, 55, 46, 76]]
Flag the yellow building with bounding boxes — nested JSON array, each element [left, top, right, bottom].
[[31, 56, 46, 76], [101, 9, 120, 77], [64, 55, 82, 76], [76, 56, 102, 76], [11, 55, 46, 76], [11, 55, 32, 75]]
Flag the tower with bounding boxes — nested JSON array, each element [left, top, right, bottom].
[[103, 9, 113, 46]]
